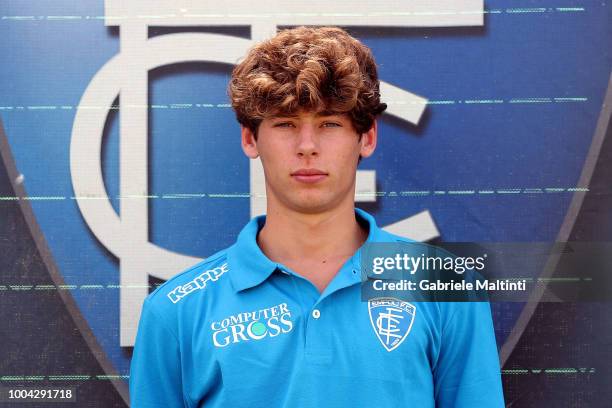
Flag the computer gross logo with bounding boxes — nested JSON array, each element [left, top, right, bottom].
[[211, 302, 294, 348]]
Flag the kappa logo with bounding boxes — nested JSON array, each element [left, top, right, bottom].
[[167, 263, 228, 304], [211, 302, 293, 348], [368, 297, 416, 352]]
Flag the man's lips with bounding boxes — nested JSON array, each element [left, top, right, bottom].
[[291, 169, 328, 183]]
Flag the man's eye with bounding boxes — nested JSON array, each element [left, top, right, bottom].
[[323, 122, 341, 128], [274, 122, 294, 128]]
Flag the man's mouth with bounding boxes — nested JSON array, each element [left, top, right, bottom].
[[290, 169, 328, 183]]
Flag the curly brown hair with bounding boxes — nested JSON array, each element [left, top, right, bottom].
[[228, 26, 387, 138]]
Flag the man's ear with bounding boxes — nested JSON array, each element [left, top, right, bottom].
[[359, 119, 377, 159], [241, 125, 259, 159]]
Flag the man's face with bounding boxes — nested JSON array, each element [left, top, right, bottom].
[[241, 110, 377, 214]]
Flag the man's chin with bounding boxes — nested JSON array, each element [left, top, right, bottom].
[[285, 195, 342, 215]]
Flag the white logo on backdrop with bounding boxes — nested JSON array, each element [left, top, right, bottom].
[[70, 0, 483, 346]]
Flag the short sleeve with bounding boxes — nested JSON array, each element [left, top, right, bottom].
[[129, 298, 187, 408], [433, 302, 505, 407]]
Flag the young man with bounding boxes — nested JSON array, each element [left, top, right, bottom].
[[130, 26, 505, 407]]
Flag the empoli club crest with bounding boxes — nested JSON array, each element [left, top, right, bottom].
[[368, 298, 416, 352]]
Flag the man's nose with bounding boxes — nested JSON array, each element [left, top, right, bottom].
[[296, 124, 319, 157]]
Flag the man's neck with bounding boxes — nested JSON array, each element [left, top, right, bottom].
[[256, 203, 368, 274]]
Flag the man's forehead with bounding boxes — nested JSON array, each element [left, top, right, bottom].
[[268, 110, 348, 119]]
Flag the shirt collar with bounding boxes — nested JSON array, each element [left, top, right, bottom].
[[227, 207, 386, 293]]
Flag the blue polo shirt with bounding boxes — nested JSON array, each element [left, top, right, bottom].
[[130, 208, 505, 407]]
